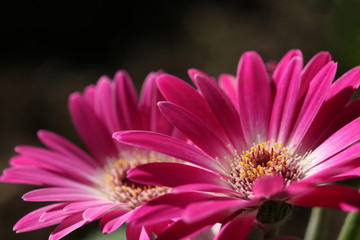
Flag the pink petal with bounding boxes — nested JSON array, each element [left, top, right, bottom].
[[252, 175, 285, 200], [183, 199, 256, 224], [128, 192, 218, 226], [215, 210, 257, 240], [173, 183, 240, 195], [300, 66, 360, 151], [310, 117, 360, 166], [83, 203, 122, 221], [289, 185, 360, 211], [269, 57, 302, 143], [14, 203, 67, 232], [195, 74, 246, 150], [139, 71, 172, 134], [128, 162, 228, 188], [288, 61, 337, 149], [49, 214, 88, 240], [100, 209, 132, 234], [69, 92, 118, 163], [64, 200, 125, 211], [113, 131, 224, 173], [157, 74, 229, 143], [218, 73, 237, 106], [272, 49, 302, 87], [114, 70, 142, 130], [126, 224, 152, 240], [94, 76, 120, 133], [37, 130, 98, 168], [237, 51, 272, 144], [23, 187, 102, 202], [299, 51, 332, 100]]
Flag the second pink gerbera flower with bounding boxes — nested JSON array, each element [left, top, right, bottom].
[[115, 50, 360, 239]]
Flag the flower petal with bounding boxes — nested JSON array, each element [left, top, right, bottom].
[[218, 73, 237, 106], [237, 51, 272, 144], [252, 175, 285, 200], [113, 131, 224, 173], [100, 209, 132, 234], [272, 49, 302, 87], [49, 214, 88, 240], [23, 187, 102, 202]]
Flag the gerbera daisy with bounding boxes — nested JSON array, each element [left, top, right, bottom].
[[1, 70, 178, 240], [114, 50, 360, 239]]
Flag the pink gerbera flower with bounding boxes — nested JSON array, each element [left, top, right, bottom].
[[1, 70, 178, 240], [114, 50, 360, 239]]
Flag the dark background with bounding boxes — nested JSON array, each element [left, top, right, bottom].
[[1, 0, 360, 239]]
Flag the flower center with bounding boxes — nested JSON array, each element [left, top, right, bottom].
[[103, 151, 172, 208], [229, 142, 304, 198]]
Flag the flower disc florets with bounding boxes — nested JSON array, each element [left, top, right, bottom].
[[103, 151, 173, 208], [229, 142, 304, 198]]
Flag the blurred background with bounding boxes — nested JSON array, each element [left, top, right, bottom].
[[1, 0, 360, 239]]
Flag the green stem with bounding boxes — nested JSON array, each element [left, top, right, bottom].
[[304, 207, 330, 240], [338, 211, 360, 240]]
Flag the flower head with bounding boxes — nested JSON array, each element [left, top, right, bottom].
[[114, 50, 360, 239], [1, 70, 177, 240]]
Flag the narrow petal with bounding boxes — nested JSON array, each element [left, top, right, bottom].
[[289, 185, 360, 211], [23, 187, 102, 202], [128, 162, 227, 188], [100, 209, 132, 234], [49, 214, 88, 240], [14, 203, 67, 232], [114, 70, 142, 130], [299, 51, 332, 100], [252, 176, 285, 200], [83, 203, 122, 221], [288, 61, 337, 149], [310, 117, 360, 166], [113, 131, 224, 173], [69, 92, 118, 163], [215, 211, 257, 240], [300, 66, 360, 151], [157, 74, 229, 143], [126, 224, 152, 240], [272, 49, 303, 87], [269, 57, 302, 143], [195, 74, 246, 150], [237, 51, 272, 144], [37, 130, 98, 168], [173, 183, 240, 195], [218, 73, 237, 106], [158, 101, 232, 165]]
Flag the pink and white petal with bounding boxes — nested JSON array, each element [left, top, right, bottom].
[[128, 192, 219, 226], [128, 162, 228, 188], [113, 131, 225, 173], [237, 51, 272, 144], [183, 199, 256, 224], [64, 200, 126, 211], [289, 185, 360, 212], [157, 74, 229, 143], [252, 176, 285, 200], [37, 130, 98, 168], [114, 70, 142, 130], [215, 210, 257, 240], [100, 209, 132, 234], [272, 49, 302, 87], [195, 74, 246, 150], [14, 203, 67, 232], [94, 76, 121, 133], [269, 57, 302, 143], [309, 117, 360, 166], [326, 165, 360, 182], [288, 62, 337, 149], [23, 187, 103, 202], [188, 68, 216, 85], [83, 85, 95, 108], [69, 92, 118, 163], [49, 214, 88, 240], [158, 101, 232, 166], [40, 206, 82, 223], [218, 73, 237, 106], [299, 51, 332, 100], [300, 66, 360, 151]]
